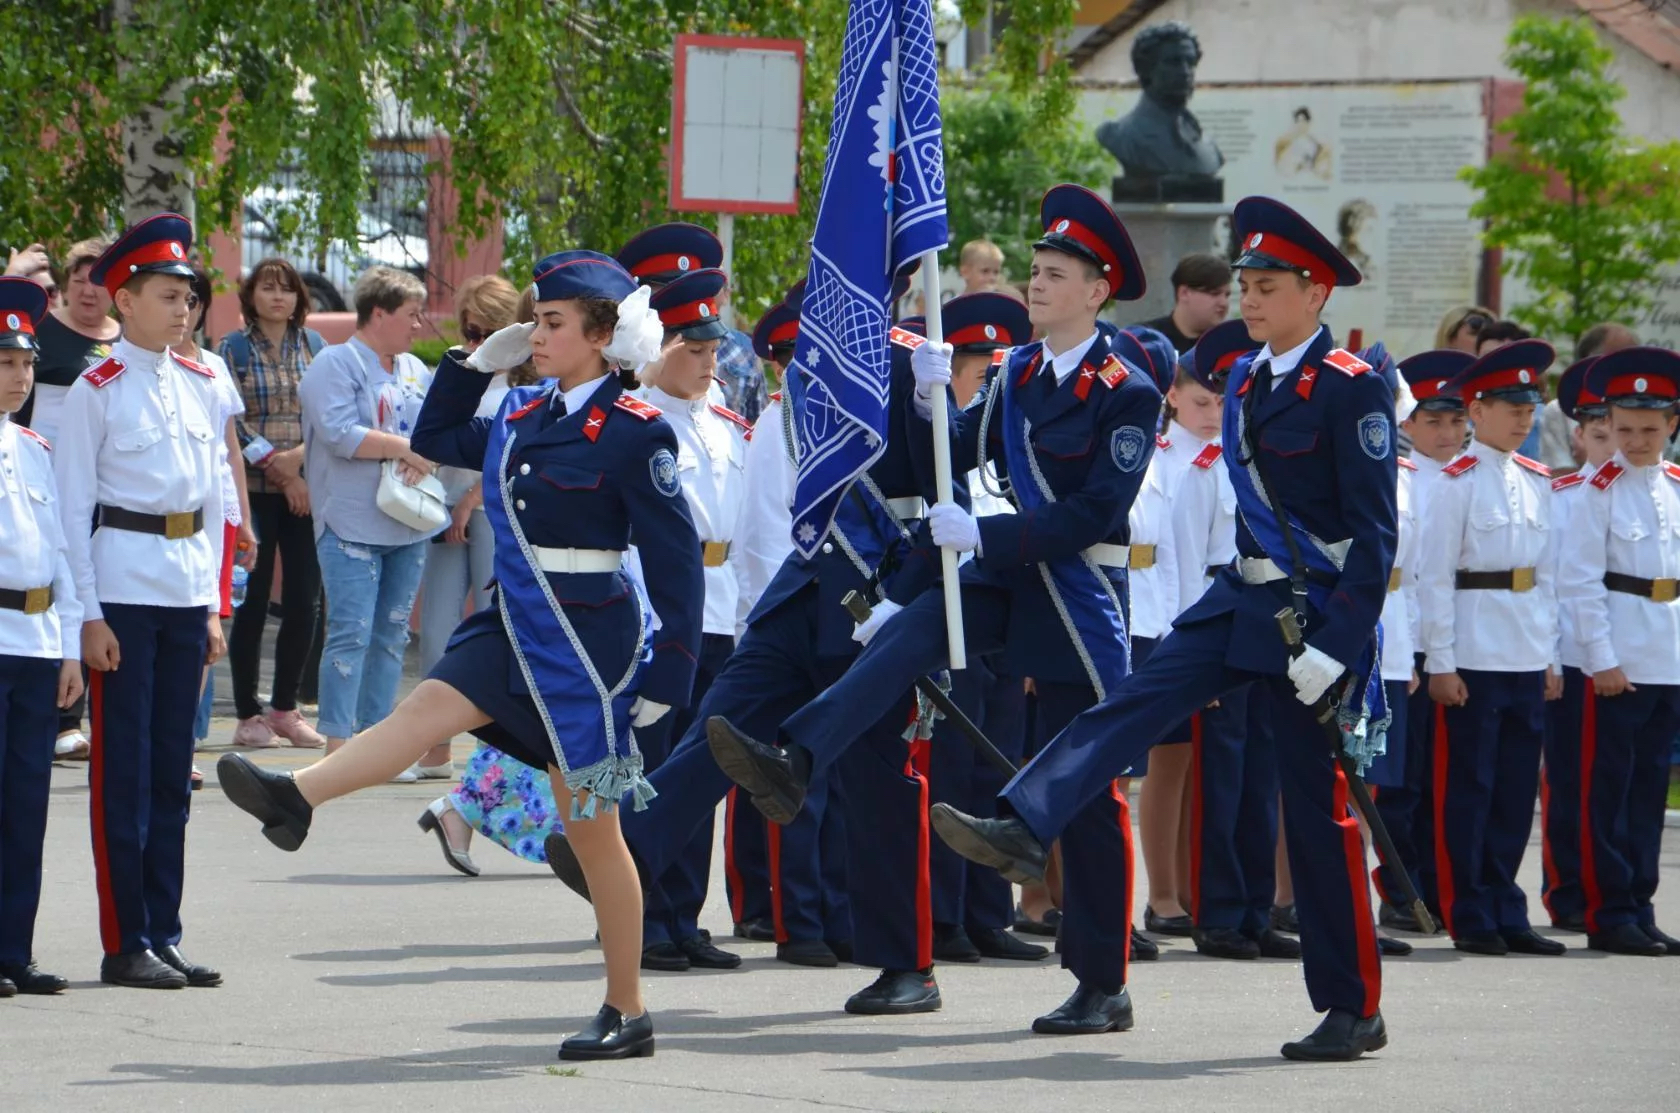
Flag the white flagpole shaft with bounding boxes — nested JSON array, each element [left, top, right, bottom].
[[917, 247, 966, 670]]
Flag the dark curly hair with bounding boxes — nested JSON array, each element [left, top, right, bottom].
[[1131, 21, 1202, 82]]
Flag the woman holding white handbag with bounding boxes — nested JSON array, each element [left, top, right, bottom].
[[295, 266, 441, 756]]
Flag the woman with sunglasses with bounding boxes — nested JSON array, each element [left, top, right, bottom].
[[1434, 305, 1494, 355]]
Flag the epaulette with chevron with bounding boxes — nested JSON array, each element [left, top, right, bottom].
[[16, 425, 50, 451], [1191, 442, 1223, 469], [1551, 472, 1584, 492], [889, 326, 927, 350], [82, 356, 126, 388], [1591, 460, 1624, 490], [1322, 349, 1371, 376], [1514, 454, 1551, 478], [614, 395, 661, 421], [1443, 455, 1478, 478]]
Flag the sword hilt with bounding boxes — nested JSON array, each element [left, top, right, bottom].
[[842, 590, 873, 625]]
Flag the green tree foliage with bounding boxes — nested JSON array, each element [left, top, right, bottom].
[[1461, 15, 1680, 341]]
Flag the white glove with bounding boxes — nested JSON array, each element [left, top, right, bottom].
[[910, 340, 954, 419], [928, 501, 980, 553], [851, 598, 904, 646], [1287, 644, 1346, 706], [629, 697, 671, 728], [463, 322, 534, 373]]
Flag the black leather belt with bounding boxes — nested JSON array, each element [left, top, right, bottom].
[[97, 505, 204, 540], [1455, 568, 1537, 593], [1604, 571, 1680, 603], [0, 586, 53, 615]]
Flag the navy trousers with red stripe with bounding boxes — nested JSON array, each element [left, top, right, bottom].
[[89, 603, 207, 957], [1372, 658, 1431, 911], [1540, 666, 1588, 926], [1432, 669, 1545, 939], [0, 655, 58, 967], [722, 788, 773, 929], [1002, 610, 1382, 1019], [1579, 682, 1680, 933], [1186, 685, 1279, 936]]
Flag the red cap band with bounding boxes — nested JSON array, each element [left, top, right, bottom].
[[1464, 367, 1543, 397], [1240, 232, 1331, 284], [629, 252, 700, 280], [1211, 350, 1244, 377], [1604, 373, 1679, 400], [0, 311, 36, 337], [947, 322, 1012, 348], [104, 238, 189, 296], [768, 319, 799, 346], [658, 297, 719, 328], [1044, 218, 1121, 277]]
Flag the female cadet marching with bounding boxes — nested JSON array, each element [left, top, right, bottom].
[[216, 250, 704, 1062]]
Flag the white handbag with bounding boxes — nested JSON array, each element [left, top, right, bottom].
[[376, 460, 450, 532]]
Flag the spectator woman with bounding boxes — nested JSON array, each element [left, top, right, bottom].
[[219, 257, 330, 749], [1433, 305, 1494, 355], [297, 266, 440, 755]]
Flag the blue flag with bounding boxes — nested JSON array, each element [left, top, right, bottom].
[[786, 0, 948, 559]]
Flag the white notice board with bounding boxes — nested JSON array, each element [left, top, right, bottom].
[[670, 34, 805, 214]]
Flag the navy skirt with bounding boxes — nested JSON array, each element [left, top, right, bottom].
[[428, 609, 561, 774]]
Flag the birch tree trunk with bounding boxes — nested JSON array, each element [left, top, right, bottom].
[[114, 0, 194, 225]]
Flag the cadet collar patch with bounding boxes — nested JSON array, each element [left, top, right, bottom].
[[710, 403, 752, 435], [889, 326, 927, 351], [1514, 453, 1551, 478], [1015, 348, 1044, 388], [1590, 460, 1623, 490], [1442, 455, 1478, 478], [583, 405, 608, 443], [1398, 456, 1418, 471], [82, 356, 126, 388], [1551, 472, 1584, 492], [16, 425, 50, 451], [173, 351, 215, 378], [1295, 363, 1320, 400], [614, 395, 661, 421], [1156, 434, 1172, 450], [1191, 442, 1223, 469], [508, 395, 546, 422], [1322, 349, 1372, 376]]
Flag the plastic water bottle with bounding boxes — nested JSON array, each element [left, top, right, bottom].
[[230, 565, 249, 609]]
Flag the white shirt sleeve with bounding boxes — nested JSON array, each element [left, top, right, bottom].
[[1417, 469, 1470, 675], [51, 378, 107, 623], [1558, 483, 1616, 676]]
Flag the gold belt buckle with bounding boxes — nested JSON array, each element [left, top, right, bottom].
[[1652, 578, 1679, 603], [702, 541, 731, 567], [164, 511, 196, 540], [1130, 543, 1156, 570], [1510, 566, 1536, 593], [23, 586, 52, 615], [1388, 567, 1402, 593]]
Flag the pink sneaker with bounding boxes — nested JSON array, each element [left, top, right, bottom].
[[266, 708, 327, 749], [232, 716, 279, 748]]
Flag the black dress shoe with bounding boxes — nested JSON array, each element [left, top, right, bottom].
[[101, 950, 188, 989], [1552, 912, 1587, 934], [844, 968, 941, 1015], [559, 1005, 654, 1060], [1271, 903, 1300, 934], [0, 962, 68, 995], [1453, 932, 1509, 956], [216, 754, 313, 851], [777, 939, 839, 968], [1502, 928, 1566, 956], [641, 942, 690, 972], [706, 717, 806, 825], [1377, 934, 1413, 957], [928, 805, 1047, 884], [1193, 926, 1260, 960], [1255, 929, 1303, 960], [1032, 983, 1134, 1035], [734, 918, 776, 942], [1281, 1009, 1387, 1061], [933, 924, 981, 963], [1144, 907, 1193, 936], [1012, 906, 1061, 937], [1380, 900, 1423, 933], [829, 939, 855, 964], [1129, 928, 1158, 961], [1588, 923, 1667, 956], [544, 832, 591, 902], [156, 945, 222, 987], [678, 932, 742, 970], [0, 976, 13, 998], [971, 928, 1048, 961], [1643, 924, 1680, 956]]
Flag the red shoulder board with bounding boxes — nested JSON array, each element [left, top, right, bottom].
[[1551, 472, 1584, 492], [1322, 349, 1372, 376], [889, 326, 927, 350], [1443, 455, 1478, 478], [709, 404, 752, 435], [508, 395, 545, 421], [82, 356, 126, 388], [583, 405, 608, 443], [1156, 434, 1172, 450], [1098, 354, 1129, 388], [1514, 454, 1550, 478], [1191, 442, 1223, 469], [1663, 461, 1680, 484], [16, 425, 50, 451], [614, 395, 661, 421], [1398, 456, 1417, 471], [1590, 460, 1624, 490], [173, 352, 215, 378], [990, 347, 1008, 368], [769, 391, 783, 404]]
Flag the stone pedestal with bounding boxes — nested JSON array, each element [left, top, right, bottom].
[[1110, 202, 1230, 325]]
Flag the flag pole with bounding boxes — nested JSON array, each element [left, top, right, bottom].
[[917, 247, 966, 670]]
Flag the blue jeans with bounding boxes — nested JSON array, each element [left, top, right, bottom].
[[314, 525, 429, 740]]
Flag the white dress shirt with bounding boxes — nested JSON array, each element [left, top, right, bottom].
[[1041, 331, 1101, 385], [1550, 472, 1591, 670], [188, 346, 244, 525], [1126, 445, 1179, 640], [1251, 326, 1324, 382], [1380, 463, 1417, 681], [1557, 455, 1680, 684], [736, 395, 794, 627], [1169, 432, 1236, 620], [0, 416, 81, 659], [53, 338, 224, 619], [1416, 440, 1557, 675]]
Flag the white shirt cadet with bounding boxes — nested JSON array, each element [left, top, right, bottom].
[[1556, 454, 1680, 685], [0, 415, 82, 659], [1548, 469, 1594, 671], [1126, 442, 1179, 640], [53, 337, 225, 619], [736, 393, 794, 625], [1379, 461, 1418, 682], [1416, 439, 1557, 675], [1169, 433, 1235, 620]]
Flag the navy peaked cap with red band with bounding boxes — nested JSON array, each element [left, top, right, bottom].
[[783, 278, 807, 314], [1556, 357, 1607, 420], [1231, 196, 1361, 288], [1113, 326, 1178, 394], [752, 299, 799, 360], [941, 292, 1029, 353], [0, 276, 49, 351], [650, 267, 729, 341], [1181, 319, 1259, 393], [89, 212, 195, 298], [1584, 346, 1680, 410], [1034, 184, 1145, 302], [1444, 338, 1554, 405], [616, 222, 723, 287], [532, 250, 637, 303], [1397, 349, 1475, 411]]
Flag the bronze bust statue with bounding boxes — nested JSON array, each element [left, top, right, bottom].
[[1098, 22, 1224, 198]]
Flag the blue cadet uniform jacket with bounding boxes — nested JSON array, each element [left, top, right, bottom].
[[952, 328, 1164, 686]]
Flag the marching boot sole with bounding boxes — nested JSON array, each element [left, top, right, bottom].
[[1281, 1029, 1387, 1062], [216, 755, 309, 852], [559, 1037, 655, 1061], [707, 719, 803, 826], [928, 806, 1045, 884]]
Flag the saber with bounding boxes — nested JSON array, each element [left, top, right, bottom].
[[842, 590, 1016, 777], [1277, 607, 1437, 935]]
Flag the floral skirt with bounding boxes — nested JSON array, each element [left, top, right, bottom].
[[446, 743, 561, 863]]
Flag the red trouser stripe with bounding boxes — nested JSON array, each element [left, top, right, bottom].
[[905, 738, 934, 972], [723, 787, 745, 924], [1111, 780, 1133, 986], [1431, 703, 1456, 938], [88, 671, 122, 954], [1187, 711, 1204, 923], [767, 819, 786, 944], [1539, 764, 1559, 919], [1334, 765, 1382, 1016], [1579, 686, 1603, 935], [1367, 784, 1393, 906]]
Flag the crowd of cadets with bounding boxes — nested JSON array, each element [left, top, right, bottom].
[[2, 193, 1676, 1066]]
